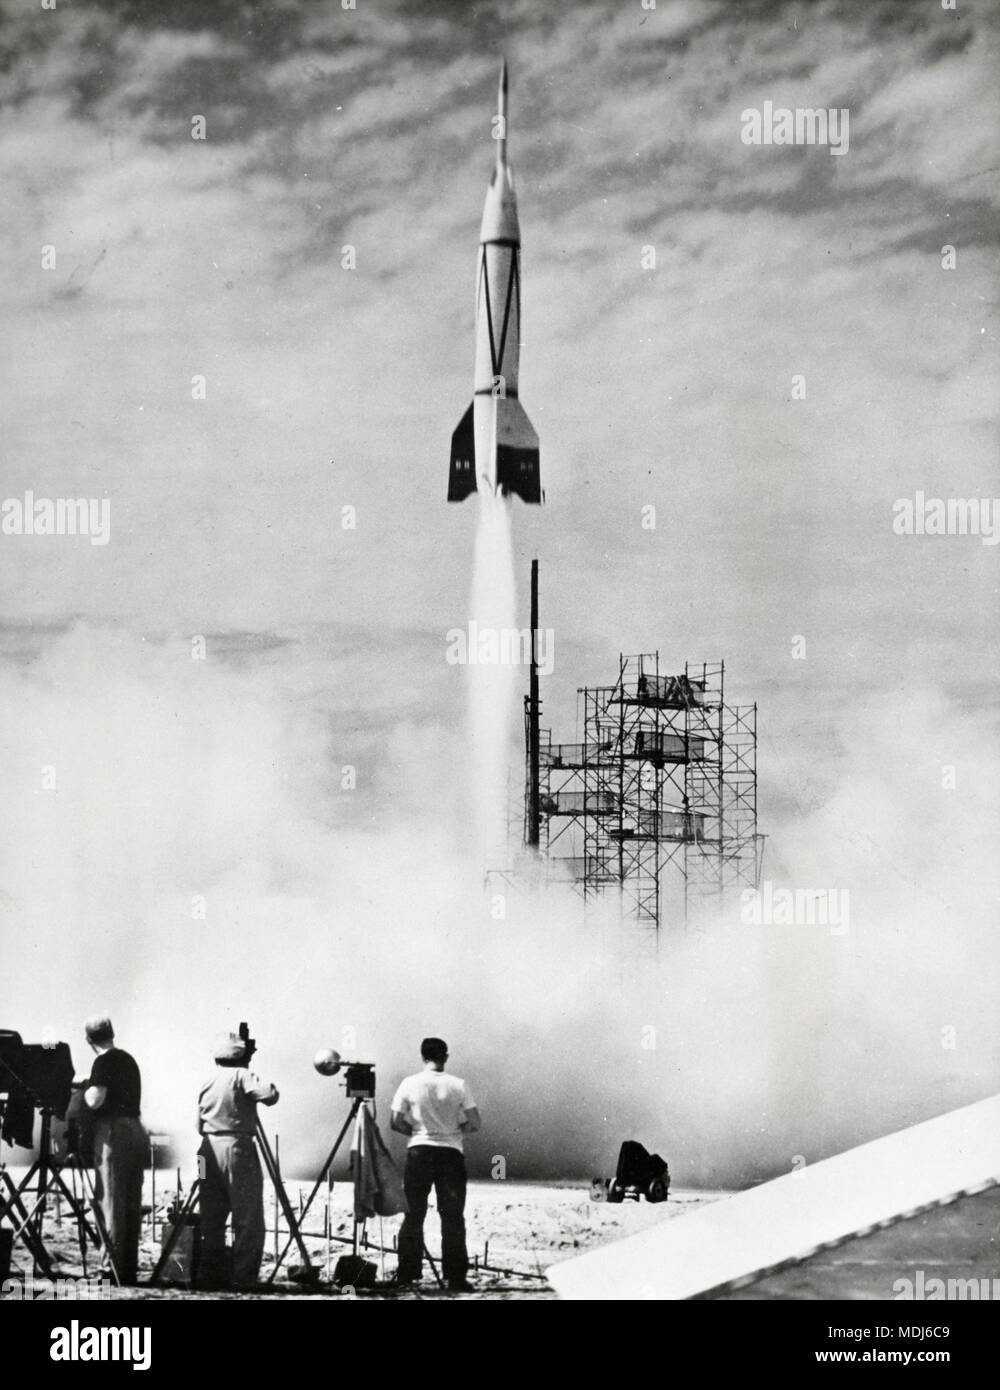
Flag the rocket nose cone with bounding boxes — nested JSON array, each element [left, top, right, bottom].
[[494, 58, 510, 171], [497, 58, 509, 165]]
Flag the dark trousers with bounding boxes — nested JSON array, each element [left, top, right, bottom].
[[92, 1117, 145, 1285], [397, 1145, 467, 1282], [198, 1135, 265, 1288]]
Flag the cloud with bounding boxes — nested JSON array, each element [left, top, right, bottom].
[[1, 1, 995, 672]]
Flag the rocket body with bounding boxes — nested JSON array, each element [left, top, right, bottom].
[[449, 63, 542, 504]]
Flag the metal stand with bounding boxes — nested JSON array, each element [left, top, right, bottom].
[[0, 1104, 116, 1283], [148, 1097, 444, 1294], [265, 1097, 363, 1283], [151, 1121, 319, 1288], [254, 1118, 317, 1282], [270, 1097, 445, 1291], [147, 1177, 201, 1285]]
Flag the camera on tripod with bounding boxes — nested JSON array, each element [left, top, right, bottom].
[[313, 1048, 376, 1100], [0, 1028, 109, 1283], [344, 1063, 375, 1100]]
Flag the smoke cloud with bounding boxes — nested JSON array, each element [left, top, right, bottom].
[[0, 623, 996, 1187]]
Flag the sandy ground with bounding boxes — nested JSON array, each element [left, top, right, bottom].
[[1, 1169, 723, 1301]]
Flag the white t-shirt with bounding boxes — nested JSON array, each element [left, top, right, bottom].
[[390, 1071, 476, 1152]]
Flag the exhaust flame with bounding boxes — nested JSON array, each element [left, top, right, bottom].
[[465, 494, 518, 870]]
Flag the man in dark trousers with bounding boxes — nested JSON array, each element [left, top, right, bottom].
[[83, 1014, 145, 1284], [390, 1037, 480, 1292], [197, 1031, 279, 1290]]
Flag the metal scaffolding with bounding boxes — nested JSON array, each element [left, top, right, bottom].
[[527, 653, 762, 940]]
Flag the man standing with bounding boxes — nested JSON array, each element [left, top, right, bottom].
[[390, 1037, 480, 1292], [197, 1032, 278, 1290], [83, 1015, 145, 1285]]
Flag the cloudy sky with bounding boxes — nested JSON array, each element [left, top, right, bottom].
[[1, 0, 995, 681], [0, 1, 997, 1171]]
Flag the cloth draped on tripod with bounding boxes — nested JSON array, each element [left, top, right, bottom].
[[350, 1105, 408, 1220]]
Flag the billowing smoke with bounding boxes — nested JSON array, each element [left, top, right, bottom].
[[0, 624, 996, 1187]]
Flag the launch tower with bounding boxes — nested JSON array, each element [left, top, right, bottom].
[[526, 653, 762, 946]]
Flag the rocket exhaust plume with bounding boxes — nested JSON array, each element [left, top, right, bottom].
[[466, 492, 518, 869]]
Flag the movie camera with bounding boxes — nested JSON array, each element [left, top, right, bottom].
[[0, 1028, 111, 1281], [313, 1048, 376, 1101], [237, 1021, 256, 1061], [0, 1029, 75, 1147]]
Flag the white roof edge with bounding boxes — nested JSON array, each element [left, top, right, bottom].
[[547, 1092, 1000, 1301]]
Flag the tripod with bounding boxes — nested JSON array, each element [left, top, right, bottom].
[[150, 1119, 317, 1287], [266, 1097, 444, 1291], [0, 1103, 117, 1284], [254, 1118, 317, 1281], [150, 1099, 443, 1291], [265, 1096, 363, 1283], [148, 1174, 200, 1286]]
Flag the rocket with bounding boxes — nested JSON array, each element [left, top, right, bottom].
[[448, 61, 542, 504]]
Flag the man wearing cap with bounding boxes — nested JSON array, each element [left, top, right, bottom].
[[197, 1032, 279, 1289], [390, 1037, 480, 1292], [83, 1015, 145, 1285]]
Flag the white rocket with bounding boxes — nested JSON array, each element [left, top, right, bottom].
[[448, 61, 542, 504]]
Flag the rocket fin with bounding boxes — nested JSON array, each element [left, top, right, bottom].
[[448, 402, 477, 502], [495, 397, 542, 504]]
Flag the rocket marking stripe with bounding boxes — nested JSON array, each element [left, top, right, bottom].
[[495, 252, 517, 375], [479, 257, 499, 378], [479, 253, 520, 381]]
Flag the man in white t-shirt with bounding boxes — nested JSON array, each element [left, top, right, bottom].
[[389, 1037, 480, 1291]]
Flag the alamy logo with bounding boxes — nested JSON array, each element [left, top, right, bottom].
[[892, 493, 1000, 545], [1, 491, 111, 545], [50, 1320, 151, 1371], [445, 622, 555, 675], [741, 101, 850, 155], [894, 1270, 1000, 1301], [741, 881, 849, 934], [2, 1271, 110, 1301]]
